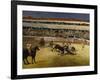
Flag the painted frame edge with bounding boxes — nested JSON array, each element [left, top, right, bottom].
[[11, 0, 98, 79], [11, 1, 17, 79]]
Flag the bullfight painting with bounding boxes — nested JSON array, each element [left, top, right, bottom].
[[11, 1, 97, 79], [22, 11, 90, 69]]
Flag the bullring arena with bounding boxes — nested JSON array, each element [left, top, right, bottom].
[[22, 17, 90, 69]]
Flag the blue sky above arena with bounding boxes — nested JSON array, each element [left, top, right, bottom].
[[23, 11, 89, 22]]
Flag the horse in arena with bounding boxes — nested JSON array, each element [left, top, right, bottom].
[[23, 46, 40, 64]]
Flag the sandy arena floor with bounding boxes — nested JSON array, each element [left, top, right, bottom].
[[23, 43, 89, 69]]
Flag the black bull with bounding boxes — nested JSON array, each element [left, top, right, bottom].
[[52, 44, 64, 54], [23, 46, 40, 64], [52, 44, 76, 55]]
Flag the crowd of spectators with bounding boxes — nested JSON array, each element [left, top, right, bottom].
[[23, 27, 89, 40]]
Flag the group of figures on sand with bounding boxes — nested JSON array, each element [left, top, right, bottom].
[[49, 41, 77, 55], [23, 39, 78, 65]]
